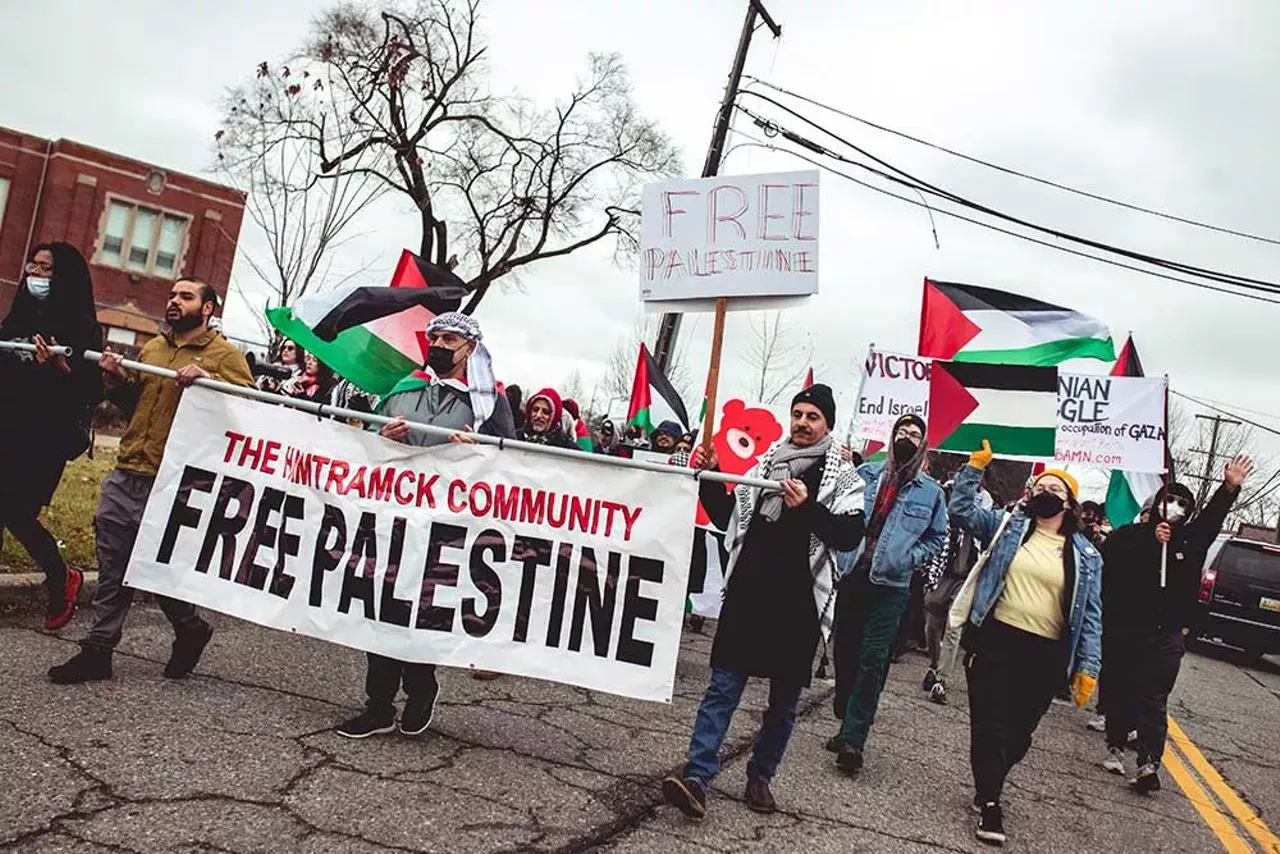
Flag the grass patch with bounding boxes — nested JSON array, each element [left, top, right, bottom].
[[1, 448, 117, 573]]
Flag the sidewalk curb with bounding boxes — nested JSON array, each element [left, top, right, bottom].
[[0, 571, 98, 604]]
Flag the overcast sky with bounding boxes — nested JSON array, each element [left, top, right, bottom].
[[3, 0, 1278, 470]]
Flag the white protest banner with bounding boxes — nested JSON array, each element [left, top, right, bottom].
[[1054, 374, 1167, 472], [127, 387, 697, 703], [851, 348, 1168, 472], [639, 170, 820, 302], [850, 349, 931, 450]]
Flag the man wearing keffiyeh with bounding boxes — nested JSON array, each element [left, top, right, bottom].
[[660, 384, 866, 821], [335, 311, 516, 740]]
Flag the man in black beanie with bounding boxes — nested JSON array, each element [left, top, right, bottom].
[[661, 384, 866, 820], [1101, 457, 1252, 793]]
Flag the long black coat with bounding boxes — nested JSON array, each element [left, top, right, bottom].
[[699, 458, 864, 687]]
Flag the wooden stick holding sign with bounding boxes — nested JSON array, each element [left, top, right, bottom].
[[700, 297, 729, 451]]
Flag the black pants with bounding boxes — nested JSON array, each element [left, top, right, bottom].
[[1, 512, 67, 603], [1104, 630, 1185, 765], [891, 572, 927, 659], [365, 654, 438, 720], [966, 620, 1067, 804]]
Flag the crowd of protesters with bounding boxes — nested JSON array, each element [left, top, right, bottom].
[[0, 243, 1257, 848]]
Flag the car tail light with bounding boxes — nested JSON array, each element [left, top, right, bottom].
[[1199, 569, 1218, 603]]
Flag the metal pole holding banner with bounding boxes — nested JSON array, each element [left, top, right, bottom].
[[0, 340, 782, 492]]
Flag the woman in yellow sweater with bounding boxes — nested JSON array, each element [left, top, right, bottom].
[[949, 442, 1103, 847]]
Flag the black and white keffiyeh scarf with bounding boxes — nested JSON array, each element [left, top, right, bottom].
[[722, 439, 866, 641]]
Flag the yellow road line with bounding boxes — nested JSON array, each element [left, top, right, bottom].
[[1169, 717, 1280, 853], [1163, 738, 1254, 853]]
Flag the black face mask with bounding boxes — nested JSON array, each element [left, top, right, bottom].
[[427, 345, 459, 375], [1026, 492, 1066, 519], [893, 438, 919, 461]]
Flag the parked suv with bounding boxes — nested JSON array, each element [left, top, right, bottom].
[[1196, 537, 1280, 657]]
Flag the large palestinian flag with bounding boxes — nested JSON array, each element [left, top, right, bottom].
[[266, 250, 469, 395], [928, 361, 1058, 457], [919, 279, 1115, 366], [1105, 337, 1169, 525], [626, 343, 690, 434]]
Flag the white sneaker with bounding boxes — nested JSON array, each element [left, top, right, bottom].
[[1103, 747, 1126, 775], [1086, 714, 1106, 732]]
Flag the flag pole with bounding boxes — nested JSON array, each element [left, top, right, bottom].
[[846, 341, 874, 451], [0, 340, 780, 492], [1161, 371, 1170, 588], [699, 297, 730, 452]]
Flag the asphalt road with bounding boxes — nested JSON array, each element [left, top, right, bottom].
[[2, 604, 1278, 853]]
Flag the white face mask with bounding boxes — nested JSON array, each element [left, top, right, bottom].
[[1163, 501, 1188, 524], [25, 276, 51, 300]]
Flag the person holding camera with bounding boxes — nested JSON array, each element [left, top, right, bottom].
[[0, 243, 103, 630]]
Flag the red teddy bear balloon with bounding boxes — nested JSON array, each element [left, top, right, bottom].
[[695, 399, 784, 529]]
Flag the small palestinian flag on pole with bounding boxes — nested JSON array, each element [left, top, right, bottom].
[[266, 250, 469, 396], [919, 279, 1115, 366], [928, 361, 1058, 457], [626, 343, 690, 435], [1105, 337, 1168, 525]]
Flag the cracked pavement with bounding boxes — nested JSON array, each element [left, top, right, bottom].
[[2, 604, 1278, 852]]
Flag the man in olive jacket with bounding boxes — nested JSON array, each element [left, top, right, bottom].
[[49, 278, 252, 684]]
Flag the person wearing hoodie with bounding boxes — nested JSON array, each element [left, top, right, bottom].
[[1100, 460, 1251, 793], [830, 413, 947, 775], [950, 442, 1103, 846], [0, 243, 103, 630], [519, 388, 577, 449], [650, 420, 683, 454], [660, 385, 866, 819], [593, 419, 632, 458]]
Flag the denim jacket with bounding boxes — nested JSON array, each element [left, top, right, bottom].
[[834, 461, 948, 588], [949, 464, 1103, 679]]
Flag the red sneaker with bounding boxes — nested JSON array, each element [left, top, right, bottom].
[[44, 568, 83, 632]]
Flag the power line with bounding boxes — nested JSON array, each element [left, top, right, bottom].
[[736, 94, 1280, 296], [741, 76, 1280, 248], [725, 127, 1280, 307], [1171, 391, 1280, 438]]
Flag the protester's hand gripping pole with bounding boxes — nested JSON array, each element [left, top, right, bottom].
[[0, 340, 780, 491]]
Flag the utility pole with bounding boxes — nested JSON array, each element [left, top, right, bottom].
[[651, 0, 782, 374], [1189, 413, 1242, 506]]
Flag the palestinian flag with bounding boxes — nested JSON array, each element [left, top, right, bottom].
[[1105, 337, 1168, 525], [928, 361, 1058, 457], [572, 419, 593, 452], [626, 343, 690, 434], [918, 279, 1115, 366], [802, 367, 814, 389], [266, 250, 469, 396]]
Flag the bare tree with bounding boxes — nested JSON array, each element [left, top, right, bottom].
[[234, 0, 680, 315], [216, 63, 387, 351], [739, 311, 814, 405]]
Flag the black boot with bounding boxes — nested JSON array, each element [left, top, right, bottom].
[[165, 619, 213, 679], [48, 646, 113, 684]]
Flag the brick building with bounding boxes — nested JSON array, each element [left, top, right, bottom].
[[0, 126, 245, 352]]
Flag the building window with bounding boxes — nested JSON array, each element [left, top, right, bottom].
[[0, 176, 10, 237], [105, 327, 137, 347], [97, 198, 189, 279]]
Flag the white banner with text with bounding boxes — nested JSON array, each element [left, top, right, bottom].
[[126, 388, 697, 702]]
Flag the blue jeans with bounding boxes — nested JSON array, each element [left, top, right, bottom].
[[683, 667, 803, 783]]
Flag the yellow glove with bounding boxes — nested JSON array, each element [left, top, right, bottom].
[[1072, 672, 1097, 708], [968, 439, 994, 470]]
